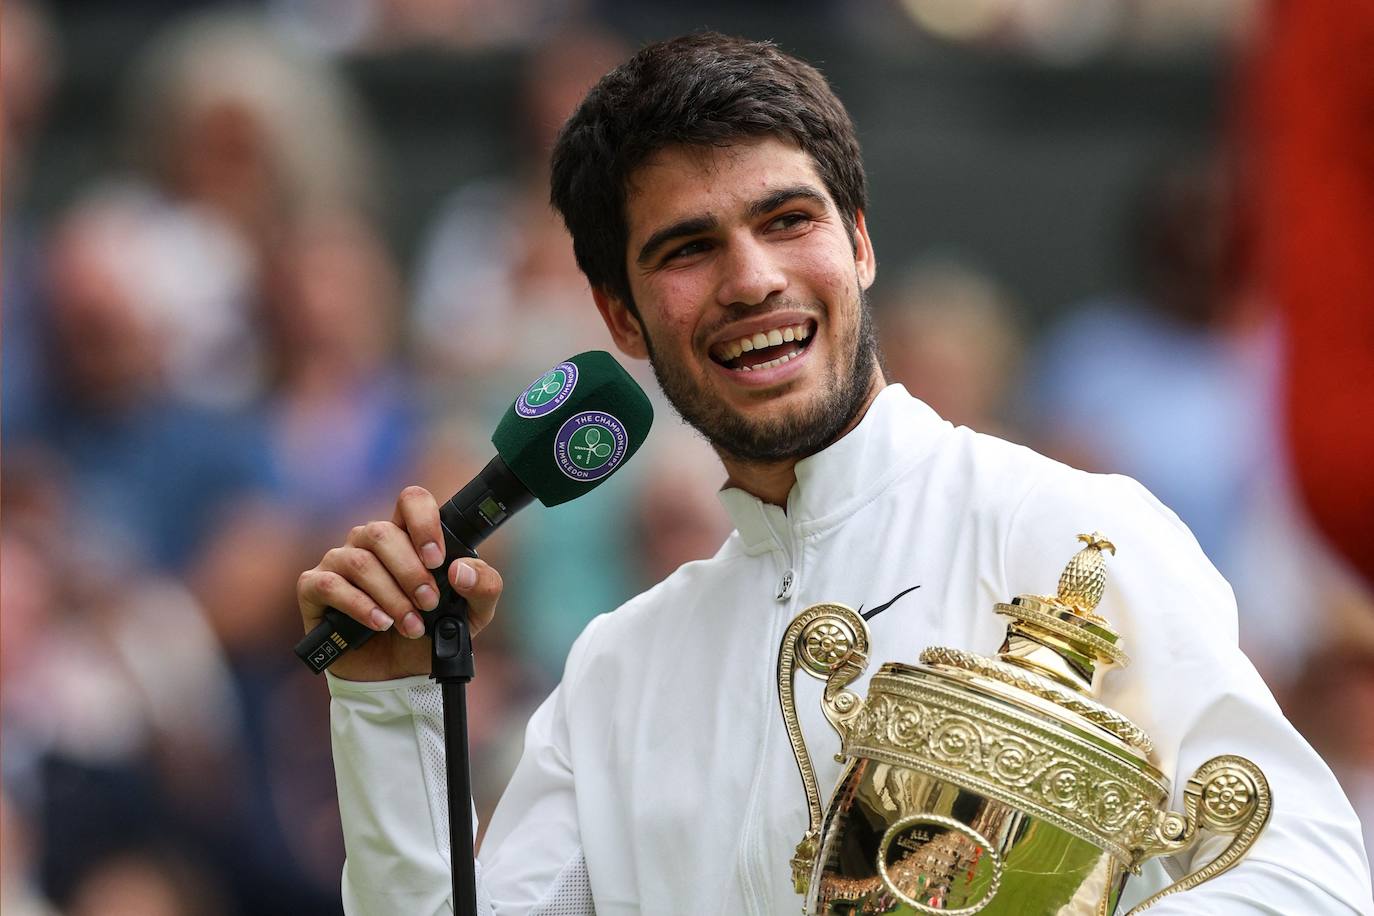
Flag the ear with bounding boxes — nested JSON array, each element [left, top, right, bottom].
[[853, 209, 877, 291], [592, 287, 650, 360]]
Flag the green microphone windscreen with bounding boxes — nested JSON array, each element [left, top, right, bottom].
[[492, 351, 654, 507]]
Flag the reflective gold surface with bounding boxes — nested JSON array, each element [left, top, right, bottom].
[[779, 534, 1273, 914], [778, 602, 872, 893], [808, 760, 1124, 915]]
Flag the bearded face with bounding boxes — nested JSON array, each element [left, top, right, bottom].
[[600, 138, 883, 470]]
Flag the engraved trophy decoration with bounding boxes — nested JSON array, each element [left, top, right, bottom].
[[777, 534, 1272, 914]]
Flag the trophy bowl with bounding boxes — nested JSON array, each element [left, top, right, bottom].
[[778, 535, 1271, 915]]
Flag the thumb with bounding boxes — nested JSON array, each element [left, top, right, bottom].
[[449, 558, 502, 637]]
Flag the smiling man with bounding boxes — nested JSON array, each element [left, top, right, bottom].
[[302, 33, 1372, 915], [597, 136, 882, 501]]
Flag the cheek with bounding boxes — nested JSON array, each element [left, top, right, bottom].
[[800, 252, 856, 316], [639, 275, 706, 346]]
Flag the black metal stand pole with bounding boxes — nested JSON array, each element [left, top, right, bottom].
[[431, 594, 478, 916]]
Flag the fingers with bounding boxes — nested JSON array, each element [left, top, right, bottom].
[[297, 566, 396, 635], [295, 508, 440, 639], [393, 485, 446, 571], [345, 520, 438, 629], [343, 537, 434, 634], [296, 485, 506, 648], [449, 557, 502, 636]]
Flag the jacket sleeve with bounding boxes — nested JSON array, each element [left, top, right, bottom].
[[328, 615, 603, 916], [1003, 470, 1373, 914]]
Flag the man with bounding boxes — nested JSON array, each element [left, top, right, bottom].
[[299, 33, 1372, 914]]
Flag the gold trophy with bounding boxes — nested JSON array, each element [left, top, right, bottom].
[[778, 534, 1271, 914]]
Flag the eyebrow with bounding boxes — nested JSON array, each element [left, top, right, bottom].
[[636, 215, 718, 267], [747, 185, 827, 219], [634, 184, 829, 267]]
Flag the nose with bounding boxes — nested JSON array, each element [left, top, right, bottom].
[[714, 234, 787, 309]]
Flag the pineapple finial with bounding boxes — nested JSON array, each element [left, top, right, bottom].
[[1056, 532, 1116, 618]]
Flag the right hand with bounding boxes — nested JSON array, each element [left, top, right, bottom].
[[297, 486, 504, 682]]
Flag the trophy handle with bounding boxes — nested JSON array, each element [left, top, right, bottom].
[[777, 603, 871, 895], [1124, 755, 1272, 914]]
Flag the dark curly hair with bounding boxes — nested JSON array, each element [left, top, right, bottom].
[[549, 32, 867, 313]]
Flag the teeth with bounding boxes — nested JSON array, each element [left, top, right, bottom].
[[713, 322, 812, 362], [739, 349, 800, 372]]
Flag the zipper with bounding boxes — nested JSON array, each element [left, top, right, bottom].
[[737, 505, 803, 913]]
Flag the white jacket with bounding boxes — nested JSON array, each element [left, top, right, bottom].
[[329, 385, 1373, 914]]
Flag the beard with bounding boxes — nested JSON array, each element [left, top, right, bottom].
[[641, 285, 881, 464]]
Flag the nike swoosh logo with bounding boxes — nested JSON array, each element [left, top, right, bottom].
[[858, 585, 921, 621]]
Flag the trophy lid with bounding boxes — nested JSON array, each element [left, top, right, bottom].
[[919, 533, 1154, 757], [998, 532, 1130, 684]]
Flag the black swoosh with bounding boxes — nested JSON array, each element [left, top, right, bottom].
[[859, 585, 921, 621]]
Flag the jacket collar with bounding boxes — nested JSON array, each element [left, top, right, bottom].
[[716, 385, 952, 554]]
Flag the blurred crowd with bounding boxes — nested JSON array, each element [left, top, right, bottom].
[[2, 1, 1370, 914]]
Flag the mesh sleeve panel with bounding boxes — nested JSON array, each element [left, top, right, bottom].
[[409, 685, 594, 915], [530, 851, 593, 916], [408, 682, 452, 860]]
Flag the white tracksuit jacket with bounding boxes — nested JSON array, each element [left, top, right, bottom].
[[329, 385, 1373, 914]]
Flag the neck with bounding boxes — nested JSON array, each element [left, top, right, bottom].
[[719, 373, 886, 508]]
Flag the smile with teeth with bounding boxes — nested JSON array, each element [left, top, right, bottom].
[[711, 322, 814, 372]]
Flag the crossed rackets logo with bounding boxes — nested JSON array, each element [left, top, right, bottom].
[[516, 362, 578, 418], [553, 410, 627, 481], [570, 425, 614, 469], [525, 370, 565, 406]]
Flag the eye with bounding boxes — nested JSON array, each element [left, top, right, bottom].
[[768, 211, 812, 232], [663, 239, 712, 263]]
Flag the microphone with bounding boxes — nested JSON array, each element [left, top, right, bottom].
[[295, 350, 654, 673]]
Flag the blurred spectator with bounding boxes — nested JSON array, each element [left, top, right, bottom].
[[98, 10, 384, 409], [29, 189, 274, 571], [1017, 150, 1363, 688], [876, 256, 1024, 438], [1022, 152, 1261, 570], [62, 182, 259, 409], [410, 27, 630, 400], [259, 207, 421, 529], [124, 10, 378, 252]]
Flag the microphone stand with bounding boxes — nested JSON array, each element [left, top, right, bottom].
[[429, 572, 480, 916]]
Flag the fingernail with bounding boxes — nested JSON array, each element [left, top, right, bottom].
[[421, 542, 443, 569], [402, 612, 425, 638], [369, 608, 393, 631], [452, 561, 477, 589], [415, 584, 438, 611]]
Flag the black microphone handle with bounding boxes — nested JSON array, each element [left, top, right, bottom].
[[294, 456, 534, 674]]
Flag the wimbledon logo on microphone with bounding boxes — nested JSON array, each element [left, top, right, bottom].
[[516, 362, 578, 418], [554, 411, 629, 482]]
